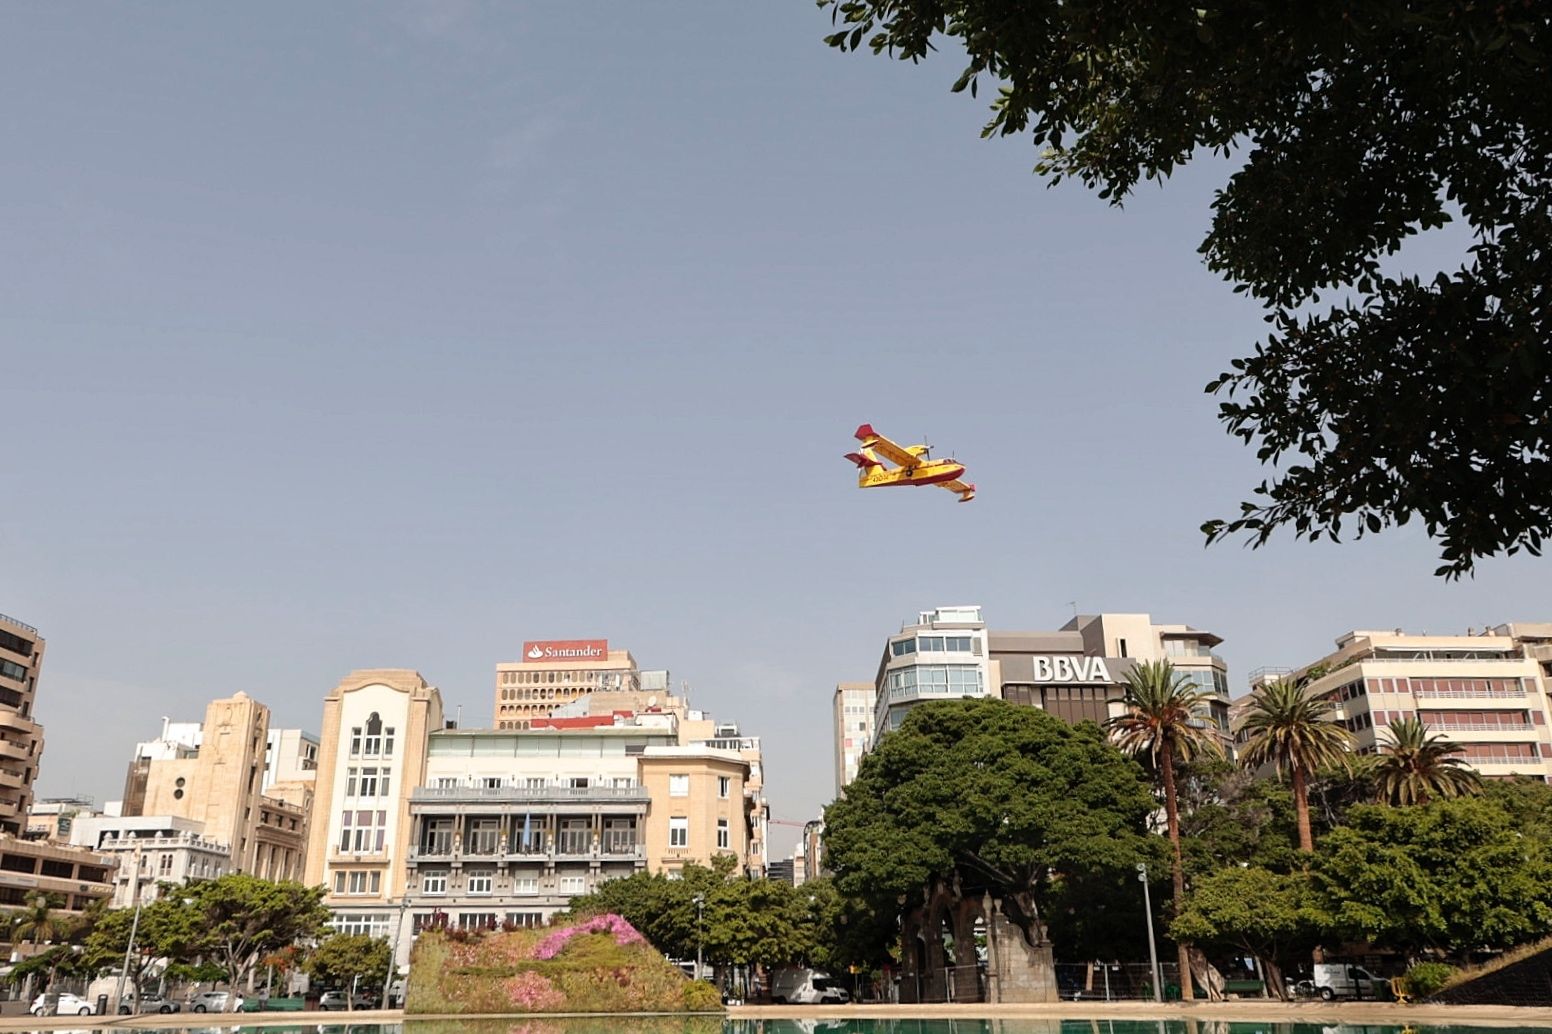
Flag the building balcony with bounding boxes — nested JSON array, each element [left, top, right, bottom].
[[0, 741, 29, 763], [408, 842, 644, 864], [410, 785, 650, 810], [0, 713, 38, 735]]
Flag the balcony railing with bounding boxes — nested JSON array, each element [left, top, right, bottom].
[[1423, 719, 1534, 732], [412, 785, 649, 803], [1413, 687, 1526, 699], [0, 614, 37, 636], [409, 841, 643, 862]]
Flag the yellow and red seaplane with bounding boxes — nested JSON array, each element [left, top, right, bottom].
[[843, 423, 975, 503]]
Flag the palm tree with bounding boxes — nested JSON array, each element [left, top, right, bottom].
[[1236, 678, 1355, 852], [1105, 659, 1223, 1001], [1372, 716, 1483, 805], [12, 893, 65, 1002]]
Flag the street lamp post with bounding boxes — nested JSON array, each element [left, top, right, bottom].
[[383, 892, 412, 1007], [114, 846, 146, 1015], [1136, 863, 1162, 1002], [692, 894, 705, 982]]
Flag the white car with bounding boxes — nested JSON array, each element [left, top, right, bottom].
[[31, 992, 94, 1016], [188, 990, 244, 1013]]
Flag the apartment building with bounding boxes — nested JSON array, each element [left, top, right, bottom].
[[26, 796, 100, 843], [70, 815, 231, 907], [0, 614, 46, 835], [494, 640, 639, 729], [1246, 624, 1552, 781], [398, 712, 751, 949], [833, 682, 875, 795], [123, 693, 309, 880], [305, 669, 444, 940]]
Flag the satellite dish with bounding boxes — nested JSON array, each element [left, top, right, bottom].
[[647, 695, 658, 707]]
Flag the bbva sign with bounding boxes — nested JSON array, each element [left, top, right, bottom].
[[1031, 655, 1115, 684]]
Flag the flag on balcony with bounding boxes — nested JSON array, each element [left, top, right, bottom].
[[521, 812, 532, 851]]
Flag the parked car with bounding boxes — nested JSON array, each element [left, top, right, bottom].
[[119, 991, 181, 1014], [770, 968, 850, 1004], [318, 990, 377, 1010], [31, 992, 94, 1016], [188, 990, 245, 1012]]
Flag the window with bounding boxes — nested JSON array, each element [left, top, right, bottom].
[[1117, 638, 1128, 658], [513, 876, 538, 895], [669, 817, 689, 849], [717, 819, 730, 850], [482, 777, 504, 789], [568, 777, 590, 788], [559, 875, 587, 894], [467, 871, 494, 895], [669, 775, 689, 798], [363, 713, 383, 756], [384, 727, 396, 756], [358, 767, 378, 797], [523, 777, 546, 788], [433, 777, 459, 788], [717, 776, 731, 799], [334, 871, 381, 896], [422, 871, 448, 895], [891, 639, 917, 657], [159, 853, 173, 876], [338, 810, 388, 854], [506, 911, 543, 928], [349, 727, 362, 758]]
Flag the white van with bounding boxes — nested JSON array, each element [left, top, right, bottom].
[[770, 968, 851, 1004], [1311, 963, 1387, 1000]]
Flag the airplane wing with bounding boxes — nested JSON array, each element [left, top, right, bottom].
[[854, 423, 923, 470], [938, 478, 976, 503]]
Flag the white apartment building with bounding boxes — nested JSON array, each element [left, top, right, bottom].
[[1247, 624, 1552, 781], [71, 815, 231, 907], [264, 728, 320, 791]]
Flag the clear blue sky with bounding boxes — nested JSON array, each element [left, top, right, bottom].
[[3, 2, 1541, 855]]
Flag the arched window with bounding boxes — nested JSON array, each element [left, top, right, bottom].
[[364, 713, 383, 756]]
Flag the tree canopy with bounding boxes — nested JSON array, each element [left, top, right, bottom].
[[826, 698, 1157, 955], [820, 0, 1552, 576], [183, 875, 330, 1010], [305, 934, 391, 1007], [1314, 795, 1552, 954]]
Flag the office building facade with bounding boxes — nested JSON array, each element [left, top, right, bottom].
[[495, 641, 639, 730], [71, 815, 231, 908], [868, 606, 1233, 752]]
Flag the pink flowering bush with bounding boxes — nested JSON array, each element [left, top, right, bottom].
[[408, 918, 699, 1015], [533, 913, 645, 960], [503, 971, 566, 1011]]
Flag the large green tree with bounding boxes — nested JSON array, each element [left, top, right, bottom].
[[183, 875, 330, 1011], [826, 698, 1156, 998], [819, 0, 1552, 577], [1314, 795, 1552, 957], [1104, 660, 1223, 999], [82, 898, 205, 1004], [1172, 866, 1327, 998], [305, 934, 391, 1010], [1235, 679, 1354, 851]]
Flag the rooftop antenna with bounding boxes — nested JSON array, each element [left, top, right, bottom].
[[1069, 601, 1078, 618]]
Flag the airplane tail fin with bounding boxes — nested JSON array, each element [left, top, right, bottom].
[[854, 423, 878, 443], [844, 451, 881, 469]]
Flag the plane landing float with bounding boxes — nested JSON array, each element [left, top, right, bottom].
[[844, 423, 975, 503]]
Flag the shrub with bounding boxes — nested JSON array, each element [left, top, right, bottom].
[[1403, 961, 1455, 999], [682, 980, 722, 1011]]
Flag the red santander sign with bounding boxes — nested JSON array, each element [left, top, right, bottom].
[[522, 639, 608, 662]]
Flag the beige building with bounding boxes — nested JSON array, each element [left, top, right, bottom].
[[127, 693, 309, 880], [306, 669, 444, 939], [394, 712, 752, 958], [1245, 623, 1552, 781], [494, 640, 638, 729], [0, 614, 46, 836], [833, 682, 875, 795], [26, 796, 100, 844], [638, 745, 750, 876]]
